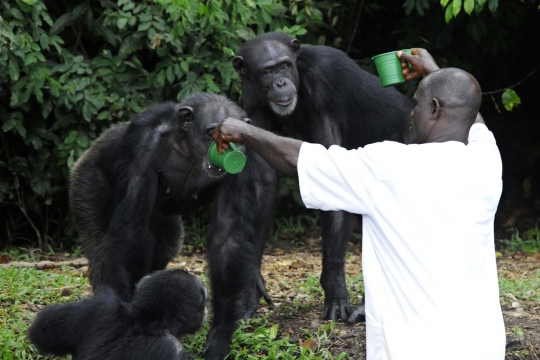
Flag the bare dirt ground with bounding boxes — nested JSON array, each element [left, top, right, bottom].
[[169, 240, 540, 360]]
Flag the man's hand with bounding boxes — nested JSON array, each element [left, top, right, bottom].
[[212, 117, 252, 154], [397, 48, 440, 80]]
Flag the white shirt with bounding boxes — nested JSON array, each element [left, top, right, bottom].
[[298, 123, 505, 360]]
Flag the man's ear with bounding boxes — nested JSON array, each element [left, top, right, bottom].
[[232, 56, 246, 75], [430, 98, 441, 120]]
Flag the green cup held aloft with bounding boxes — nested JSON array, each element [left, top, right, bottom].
[[372, 49, 412, 87], [208, 142, 246, 174]]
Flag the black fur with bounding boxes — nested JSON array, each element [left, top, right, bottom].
[[69, 93, 246, 301], [28, 270, 207, 360], [231, 32, 413, 323], [69, 93, 277, 360]]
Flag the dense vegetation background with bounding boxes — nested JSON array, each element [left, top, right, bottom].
[[1, 0, 539, 252]]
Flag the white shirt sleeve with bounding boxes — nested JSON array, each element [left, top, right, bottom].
[[467, 122, 503, 179], [297, 142, 376, 215], [468, 123, 496, 145]]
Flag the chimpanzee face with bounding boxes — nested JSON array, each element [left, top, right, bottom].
[[157, 94, 248, 212], [233, 39, 301, 117], [175, 93, 248, 180]]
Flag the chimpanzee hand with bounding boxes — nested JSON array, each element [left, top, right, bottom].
[[397, 48, 440, 80], [211, 117, 252, 154]]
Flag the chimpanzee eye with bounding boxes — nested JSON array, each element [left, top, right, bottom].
[[282, 63, 289, 70], [264, 69, 272, 75]]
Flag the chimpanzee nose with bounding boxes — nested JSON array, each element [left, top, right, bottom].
[[206, 123, 218, 138], [277, 79, 287, 88]]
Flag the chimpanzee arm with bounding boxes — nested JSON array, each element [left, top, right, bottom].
[[212, 117, 302, 177], [202, 151, 277, 360], [102, 125, 169, 298]]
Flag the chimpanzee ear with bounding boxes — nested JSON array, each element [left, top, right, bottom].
[[178, 106, 194, 121], [290, 39, 301, 59], [232, 56, 247, 75], [178, 106, 194, 131]]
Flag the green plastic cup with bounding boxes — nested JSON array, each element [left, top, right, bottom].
[[208, 142, 246, 174], [372, 49, 412, 87]]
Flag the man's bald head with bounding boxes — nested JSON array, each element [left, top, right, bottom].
[[420, 68, 482, 124]]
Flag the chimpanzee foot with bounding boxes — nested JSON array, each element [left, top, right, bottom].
[[323, 296, 351, 321], [347, 301, 366, 324], [321, 271, 350, 321], [200, 328, 231, 360], [242, 272, 273, 320]]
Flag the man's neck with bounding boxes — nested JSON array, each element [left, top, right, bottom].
[[425, 127, 471, 145]]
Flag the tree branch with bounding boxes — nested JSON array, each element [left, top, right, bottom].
[[346, 0, 366, 55], [482, 64, 540, 95]]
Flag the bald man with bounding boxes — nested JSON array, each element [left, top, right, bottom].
[[212, 49, 505, 360]]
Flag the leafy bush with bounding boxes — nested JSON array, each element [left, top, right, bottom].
[[0, 0, 338, 249]]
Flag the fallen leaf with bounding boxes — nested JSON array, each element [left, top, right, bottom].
[[300, 338, 317, 350]]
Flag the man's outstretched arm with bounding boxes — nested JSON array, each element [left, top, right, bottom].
[[212, 118, 302, 177]]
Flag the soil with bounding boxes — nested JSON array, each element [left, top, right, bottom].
[[167, 238, 540, 360]]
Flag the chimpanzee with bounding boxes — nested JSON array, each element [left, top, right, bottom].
[[28, 269, 207, 360], [70, 93, 277, 360], [231, 32, 413, 324]]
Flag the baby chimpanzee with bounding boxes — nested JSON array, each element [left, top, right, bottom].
[[28, 269, 207, 360]]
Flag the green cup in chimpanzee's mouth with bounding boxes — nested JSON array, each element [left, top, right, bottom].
[[207, 142, 246, 174], [372, 49, 412, 87]]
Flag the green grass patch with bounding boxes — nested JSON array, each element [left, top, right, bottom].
[[499, 269, 540, 302], [184, 316, 347, 359], [0, 267, 348, 359], [295, 274, 364, 302], [0, 267, 89, 360], [503, 226, 540, 253]]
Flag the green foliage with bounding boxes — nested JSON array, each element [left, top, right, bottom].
[[400, 0, 538, 113], [0, 0, 338, 249], [273, 214, 319, 244], [439, 0, 539, 22], [501, 88, 521, 111], [183, 315, 348, 359], [503, 226, 540, 254]]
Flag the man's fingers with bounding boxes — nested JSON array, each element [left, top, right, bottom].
[[211, 124, 220, 141], [397, 50, 413, 63], [404, 71, 419, 80]]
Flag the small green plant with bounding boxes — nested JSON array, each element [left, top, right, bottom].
[[499, 270, 540, 302], [184, 212, 209, 248], [272, 213, 319, 245], [512, 326, 524, 337], [504, 226, 540, 254]]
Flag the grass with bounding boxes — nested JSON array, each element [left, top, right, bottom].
[[183, 211, 320, 248], [503, 226, 540, 254], [0, 265, 538, 359], [499, 269, 540, 302], [0, 267, 348, 360], [0, 266, 89, 360], [272, 214, 319, 245], [183, 316, 348, 360]]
